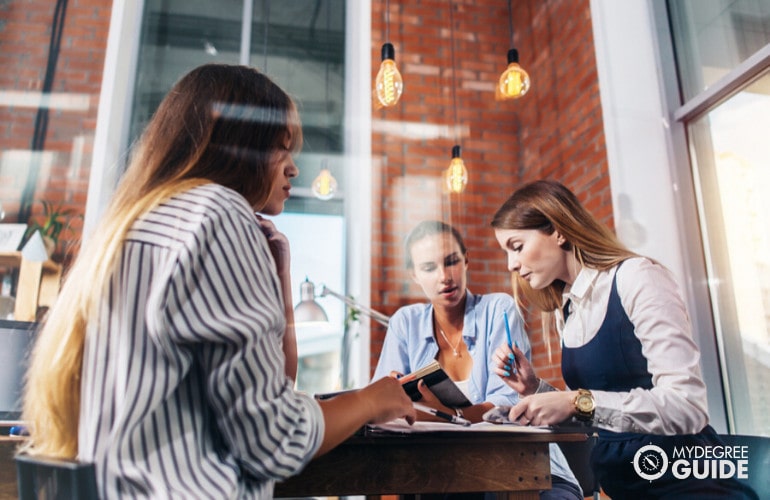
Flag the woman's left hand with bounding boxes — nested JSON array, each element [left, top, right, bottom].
[[493, 344, 539, 396], [508, 391, 577, 426], [256, 215, 291, 277], [414, 380, 454, 421]]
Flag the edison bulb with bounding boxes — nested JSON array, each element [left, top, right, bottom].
[[311, 168, 337, 200], [497, 48, 530, 100], [375, 43, 403, 107], [445, 145, 468, 194]]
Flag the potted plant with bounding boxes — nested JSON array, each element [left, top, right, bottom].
[[24, 200, 82, 259]]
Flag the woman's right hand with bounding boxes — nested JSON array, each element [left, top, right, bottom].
[[358, 377, 416, 425], [255, 215, 291, 278], [493, 343, 540, 396], [315, 377, 415, 457]]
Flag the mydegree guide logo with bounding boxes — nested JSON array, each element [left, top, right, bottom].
[[632, 443, 750, 482]]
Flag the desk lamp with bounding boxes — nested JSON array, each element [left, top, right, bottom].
[[294, 278, 389, 389], [294, 278, 390, 327]]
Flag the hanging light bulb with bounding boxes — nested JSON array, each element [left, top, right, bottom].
[[497, 48, 530, 100], [497, 1, 530, 101], [311, 161, 338, 200], [375, 42, 404, 107], [445, 145, 468, 194]]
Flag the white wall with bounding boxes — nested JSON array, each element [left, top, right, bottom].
[[344, 0, 373, 387], [85, 0, 143, 236], [590, 0, 728, 430]]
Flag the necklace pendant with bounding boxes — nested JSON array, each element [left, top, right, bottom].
[[438, 326, 462, 358]]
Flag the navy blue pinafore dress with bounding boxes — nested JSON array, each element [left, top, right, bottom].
[[561, 264, 757, 499]]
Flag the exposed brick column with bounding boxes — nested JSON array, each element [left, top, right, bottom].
[[370, 0, 611, 388]]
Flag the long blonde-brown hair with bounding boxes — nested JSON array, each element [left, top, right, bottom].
[[21, 64, 302, 459], [491, 180, 638, 313]]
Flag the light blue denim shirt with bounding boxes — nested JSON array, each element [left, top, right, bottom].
[[372, 290, 580, 491], [373, 291, 530, 407]]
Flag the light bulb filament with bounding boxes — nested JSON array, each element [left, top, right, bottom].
[[318, 173, 331, 195], [445, 157, 468, 194], [384, 62, 396, 103]]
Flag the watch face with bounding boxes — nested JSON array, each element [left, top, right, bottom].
[[577, 394, 594, 412]]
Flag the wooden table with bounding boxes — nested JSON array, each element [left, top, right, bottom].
[[274, 427, 587, 500], [1, 429, 588, 500]]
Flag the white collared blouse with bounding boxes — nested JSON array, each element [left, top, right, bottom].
[[559, 257, 709, 435]]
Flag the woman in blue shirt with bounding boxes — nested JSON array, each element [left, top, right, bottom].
[[373, 220, 581, 500]]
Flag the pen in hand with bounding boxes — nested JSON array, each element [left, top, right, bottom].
[[413, 402, 471, 426], [503, 311, 518, 375]]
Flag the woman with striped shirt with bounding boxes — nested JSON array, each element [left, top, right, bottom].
[[21, 64, 415, 498]]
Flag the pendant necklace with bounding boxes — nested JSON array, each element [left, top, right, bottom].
[[438, 327, 462, 357]]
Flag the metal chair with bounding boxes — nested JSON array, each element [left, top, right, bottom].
[[558, 434, 600, 500], [15, 454, 98, 500]]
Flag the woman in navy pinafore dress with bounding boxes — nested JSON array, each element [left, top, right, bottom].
[[488, 180, 756, 499]]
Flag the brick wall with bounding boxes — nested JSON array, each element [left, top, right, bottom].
[[1, 0, 613, 387], [0, 0, 111, 263], [369, 0, 611, 387]]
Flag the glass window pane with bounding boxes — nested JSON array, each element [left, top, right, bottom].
[[668, 0, 770, 101], [688, 70, 770, 435], [0, 0, 98, 318], [131, 0, 243, 141], [277, 212, 346, 393], [132, 0, 346, 216], [130, 0, 348, 392]]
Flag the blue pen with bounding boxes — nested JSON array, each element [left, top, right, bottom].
[[503, 311, 517, 374], [9, 425, 27, 436]]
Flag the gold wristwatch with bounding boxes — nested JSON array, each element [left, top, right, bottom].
[[574, 388, 595, 422]]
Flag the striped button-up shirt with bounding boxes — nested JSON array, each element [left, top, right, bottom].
[[78, 183, 324, 499]]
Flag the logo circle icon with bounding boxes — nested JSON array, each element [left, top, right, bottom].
[[633, 444, 669, 481]]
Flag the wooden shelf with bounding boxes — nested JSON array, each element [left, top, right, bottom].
[[0, 252, 62, 322]]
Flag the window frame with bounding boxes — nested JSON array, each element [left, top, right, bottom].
[[87, 0, 374, 386], [590, 0, 729, 430]]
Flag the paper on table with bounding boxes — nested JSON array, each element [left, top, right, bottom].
[[367, 419, 552, 434], [482, 406, 596, 433]]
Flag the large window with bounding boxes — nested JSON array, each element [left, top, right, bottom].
[[131, 0, 346, 217], [668, 0, 770, 435], [131, 0, 349, 393], [0, 0, 105, 321]]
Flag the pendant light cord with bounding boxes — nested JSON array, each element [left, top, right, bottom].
[[262, 0, 270, 71], [448, 0, 459, 146], [508, 0, 514, 48], [385, 0, 390, 42], [325, 1, 331, 151]]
